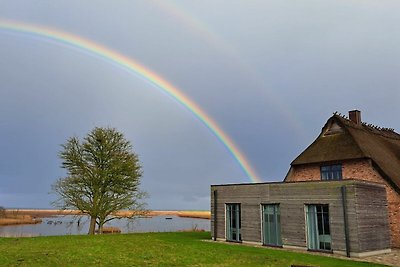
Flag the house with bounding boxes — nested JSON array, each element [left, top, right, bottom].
[[211, 110, 399, 257], [285, 110, 400, 248]]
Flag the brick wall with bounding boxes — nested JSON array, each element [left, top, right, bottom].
[[286, 159, 400, 248]]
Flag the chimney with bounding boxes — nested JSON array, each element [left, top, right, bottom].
[[349, 110, 361, 125]]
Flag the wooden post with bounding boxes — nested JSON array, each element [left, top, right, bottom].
[[341, 186, 350, 257], [213, 189, 217, 241]]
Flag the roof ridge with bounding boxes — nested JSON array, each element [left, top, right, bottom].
[[333, 114, 400, 140]]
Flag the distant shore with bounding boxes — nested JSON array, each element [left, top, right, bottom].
[[0, 209, 210, 226]]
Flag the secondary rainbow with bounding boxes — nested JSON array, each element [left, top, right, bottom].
[[0, 19, 261, 182], [151, 1, 306, 136]]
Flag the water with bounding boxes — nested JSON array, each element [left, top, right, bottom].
[[0, 215, 210, 237]]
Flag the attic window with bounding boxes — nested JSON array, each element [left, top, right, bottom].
[[324, 122, 343, 136], [321, 164, 342, 180]]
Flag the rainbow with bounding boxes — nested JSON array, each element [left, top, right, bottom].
[[0, 19, 261, 182], [150, 1, 306, 137]]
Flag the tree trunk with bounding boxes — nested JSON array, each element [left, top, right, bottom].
[[88, 216, 96, 235], [99, 223, 104, 234]]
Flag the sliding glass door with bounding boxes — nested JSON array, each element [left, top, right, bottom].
[[262, 204, 282, 246], [226, 204, 241, 242], [306, 204, 331, 251]]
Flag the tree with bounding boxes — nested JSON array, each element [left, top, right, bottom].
[[52, 127, 146, 234]]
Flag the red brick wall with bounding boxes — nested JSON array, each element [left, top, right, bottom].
[[286, 159, 400, 248]]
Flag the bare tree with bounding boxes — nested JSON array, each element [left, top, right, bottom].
[[52, 127, 146, 234]]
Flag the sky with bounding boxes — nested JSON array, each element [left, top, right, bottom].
[[0, 0, 399, 210]]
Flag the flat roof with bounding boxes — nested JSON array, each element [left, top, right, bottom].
[[210, 178, 385, 188]]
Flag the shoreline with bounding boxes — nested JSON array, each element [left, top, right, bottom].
[[0, 209, 210, 226]]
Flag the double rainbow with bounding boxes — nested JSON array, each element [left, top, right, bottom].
[[0, 19, 261, 182]]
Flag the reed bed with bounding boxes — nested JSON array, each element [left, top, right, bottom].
[[0, 214, 42, 226], [0, 209, 210, 227]]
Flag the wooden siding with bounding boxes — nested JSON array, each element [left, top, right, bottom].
[[354, 184, 391, 251], [211, 180, 390, 254]]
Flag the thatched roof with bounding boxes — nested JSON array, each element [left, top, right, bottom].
[[291, 114, 400, 191]]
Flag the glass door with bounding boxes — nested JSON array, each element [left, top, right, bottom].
[[226, 204, 241, 241], [306, 204, 331, 251], [262, 204, 282, 246]]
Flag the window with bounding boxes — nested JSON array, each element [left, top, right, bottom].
[[306, 204, 331, 251], [321, 164, 342, 180], [262, 204, 282, 246], [226, 204, 241, 242]]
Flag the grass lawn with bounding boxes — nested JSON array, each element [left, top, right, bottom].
[[0, 232, 386, 266]]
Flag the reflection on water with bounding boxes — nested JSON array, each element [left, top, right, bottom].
[[0, 215, 210, 237]]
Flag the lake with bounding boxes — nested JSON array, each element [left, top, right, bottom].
[[0, 215, 210, 237]]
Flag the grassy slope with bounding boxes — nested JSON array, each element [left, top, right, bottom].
[[0, 232, 386, 267]]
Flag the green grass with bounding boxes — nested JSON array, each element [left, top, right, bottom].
[[0, 232, 386, 266]]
